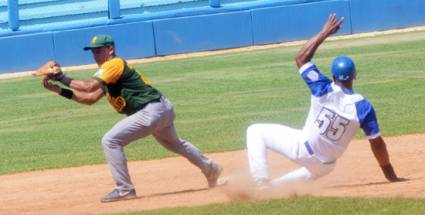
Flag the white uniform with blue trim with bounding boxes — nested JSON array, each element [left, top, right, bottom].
[[247, 62, 381, 185], [300, 62, 380, 163]]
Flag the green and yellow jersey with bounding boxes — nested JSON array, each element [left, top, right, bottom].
[[93, 57, 162, 115]]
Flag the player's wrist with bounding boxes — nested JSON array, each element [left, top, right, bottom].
[[59, 88, 73, 99], [55, 72, 73, 87], [318, 31, 330, 40]]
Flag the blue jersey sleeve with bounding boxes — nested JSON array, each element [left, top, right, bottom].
[[299, 62, 333, 97], [355, 99, 381, 139]]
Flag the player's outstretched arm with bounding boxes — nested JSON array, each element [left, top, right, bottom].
[[47, 72, 103, 93], [42, 75, 104, 105], [296, 13, 344, 68], [36, 61, 103, 93], [369, 136, 403, 182], [68, 87, 104, 105], [69, 78, 103, 93]]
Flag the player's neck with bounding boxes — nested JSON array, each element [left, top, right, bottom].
[[334, 80, 353, 91], [96, 55, 116, 67]]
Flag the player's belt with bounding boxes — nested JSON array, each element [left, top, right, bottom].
[[304, 141, 314, 155]]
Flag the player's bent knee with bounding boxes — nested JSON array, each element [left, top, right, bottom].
[[246, 124, 263, 136], [101, 135, 112, 148], [101, 133, 122, 148]]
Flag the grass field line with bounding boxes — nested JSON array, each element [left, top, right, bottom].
[[1, 25, 425, 80]]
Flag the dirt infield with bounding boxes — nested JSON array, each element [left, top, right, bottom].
[[1, 134, 424, 214]]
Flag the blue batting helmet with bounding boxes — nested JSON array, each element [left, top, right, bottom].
[[331, 56, 356, 81]]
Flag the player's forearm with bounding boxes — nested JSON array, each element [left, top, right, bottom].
[[49, 67, 99, 93], [72, 88, 104, 105], [69, 79, 101, 93], [296, 32, 328, 68], [369, 136, 399, 181], [369, 136, 391, 166], [296, 14, 344, 68], [59, 88, 104, 105]]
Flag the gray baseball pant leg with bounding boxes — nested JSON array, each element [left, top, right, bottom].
[[102, 101, 163, 192], [152, 97, 212, 176], [102, 96, 212, 192], [153, 125, 212, 176]]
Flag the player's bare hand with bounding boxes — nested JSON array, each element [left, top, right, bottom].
[[42, 75, 61, 94], [321, 13, 344, 37], [380, 164, 406, 183]]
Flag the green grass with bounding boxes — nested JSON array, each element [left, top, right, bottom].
[[121, 197, 425, 215], [1, 30, 425, 175]]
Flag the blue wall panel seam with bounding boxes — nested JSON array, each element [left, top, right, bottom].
[[51, 32, 57, 61], [150, 21, 158, 56], [347, 0, 353, 34], [248, 10, 254, 47]]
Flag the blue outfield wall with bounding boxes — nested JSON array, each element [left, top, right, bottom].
[[1, 0, 425, 73], [350, 0, 425, 33], [154, 11, 253, 56], [53, 22, 156, 66], [251, 0, 351, 45], [0, 32, 55, 72]]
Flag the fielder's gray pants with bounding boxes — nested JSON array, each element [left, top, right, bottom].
[[102, 96, 212, 192]]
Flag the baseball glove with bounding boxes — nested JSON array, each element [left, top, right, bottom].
[[32, 61, 62, 76]]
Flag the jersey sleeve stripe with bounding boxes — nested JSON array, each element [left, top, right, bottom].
[[367, 132, 381, 140], [299, 62, 333, 97], [299, 62, 315, 74]]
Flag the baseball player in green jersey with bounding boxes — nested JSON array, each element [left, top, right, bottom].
[[41, 34, 222, 203]]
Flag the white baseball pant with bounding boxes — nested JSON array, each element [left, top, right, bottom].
[[246, 123, 335, 186]]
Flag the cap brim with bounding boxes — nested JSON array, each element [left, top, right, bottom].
[[83, 44, 105, 51]]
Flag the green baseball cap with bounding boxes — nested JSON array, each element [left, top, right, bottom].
[[83, 34, 115, 51]]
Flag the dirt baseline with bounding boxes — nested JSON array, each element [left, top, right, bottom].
[[1, 134, 424, 214]]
